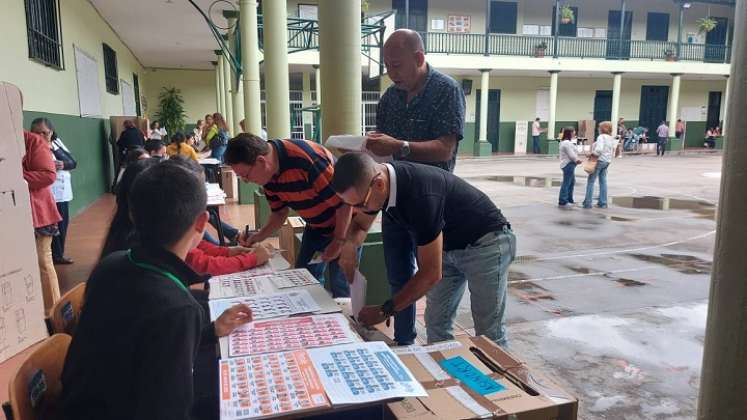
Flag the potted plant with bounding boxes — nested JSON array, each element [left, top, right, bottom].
[[664, 49, 677, 61], [535, 41, 548, 57], [697, 17, 717, 34], [154, 87, 186, 136], [560, 5, 575, 24]]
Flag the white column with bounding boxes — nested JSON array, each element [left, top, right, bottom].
[[722, 75, 730, 138], [548, 71, 559, 140], [478, 70, 490, 143], [611, 72, 623, 137], [697, 0, 747, 414], [228, 17, 245, 134], [217, 55, 226, 116], [668, 73, 681, 144], [263, 0, 291, 139], [240, 0, 262, 136], [214, 61, 222, 115], [222, 52, 234, 133], [313, 65, 321, 105]]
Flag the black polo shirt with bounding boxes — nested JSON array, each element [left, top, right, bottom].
[[62, 246, 215, 420], [385, 161, 508, 251], [376, 64, 466, 172]]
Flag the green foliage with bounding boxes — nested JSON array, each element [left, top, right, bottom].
[[560, 5, 575, 23], [697, 17, 717, 34], [155, 87, 186, 135]]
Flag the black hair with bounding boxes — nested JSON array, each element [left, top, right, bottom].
[[100, 159, 159, 259], [125, 147, 148, 164], [167, 155, 205, 178], [185, 132, 195, 140], [171, 131, 186, 153], [331, 152, 377, 194], [224, 133, 269, 165], [150, 120, 159, 129], [144, 139, 165, 154], [129, 160, 207, 249], [30, 117, 59, 142], [562, 127, 574, 141]]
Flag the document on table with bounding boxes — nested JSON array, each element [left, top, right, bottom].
[[219, 350, 329, 419], [307, 341, 427, 405], [209, 290, 321, 321], [199, 158, 221, 165], [208, 274, 276, 300], [269, 269, 320, 289], [225, 313, 361, 358], [351, 270, 367, 319], [325, 135, 392, 163]]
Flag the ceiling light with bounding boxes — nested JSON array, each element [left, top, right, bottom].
[[682, 2, 692, 9]]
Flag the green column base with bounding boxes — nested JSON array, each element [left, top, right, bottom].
[[715, 136, 724, 150], [239, 182, 261, 205], [547, 140, 560, 155], [254, 190, 270, 229], [474, 142, 492, 156], [669, 137, 683, 152]]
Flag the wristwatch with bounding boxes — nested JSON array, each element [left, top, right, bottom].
[[398, 141, 411, 158], [381, 299, 397, 318]]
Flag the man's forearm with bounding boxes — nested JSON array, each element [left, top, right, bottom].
[[407, 138, 455, 163], [258, 210, 289, 239], [331, 205, 353, 240], [391, 270, 439, 312]]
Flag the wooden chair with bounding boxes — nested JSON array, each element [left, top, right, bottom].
[[6, 333, 72, 420], [48, 283, 85, 335]]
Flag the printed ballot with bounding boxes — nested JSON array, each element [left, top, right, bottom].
[[269, 269, 320, 289], [307, 342, 427, 405], [351, 270, 367, 318], [326, 135, 391, 163], [226, 314, 361, 358], [209, 290, 321, 321], [219, 350, 329, 419], [209, 274, 275, 300]]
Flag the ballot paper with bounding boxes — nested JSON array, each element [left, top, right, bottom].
[[307, 341, 427, 405], [219, 350, 329, 419], [269, 269, 320, 289], [208, 274, 276, 300], [209, 290, 321, 321], [268, 253, 290, 271], [351, 270, 367, 319], [326, 135, 392, 163], [226, 314, 361, 358]]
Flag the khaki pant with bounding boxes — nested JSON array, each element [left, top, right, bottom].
[[36, 235, 61, 312]]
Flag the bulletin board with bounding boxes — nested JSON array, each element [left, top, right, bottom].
[[447, 16, 471, 33], [74, 46, 103, 118]]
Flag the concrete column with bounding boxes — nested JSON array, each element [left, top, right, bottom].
[[697, 0, 747, 416], [313, 65, 321, 105], [318, 0, 361, 140], [239, 0, 262, 136], [668, 73, 682, 151], [222, 52, 234, 135], [475, 70, 492, 156], [263, 0, 291, 139], [216, 53, 226, 116], [611, 72, 623, 136], [722, 75, 730, 137], [301, 71, 312, 137], [548, 71, 559, 141], [213, 60, 222, 115], [228, 17, 245, 134]]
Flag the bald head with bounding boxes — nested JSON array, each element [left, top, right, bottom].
[[383, 30, 427, 93], [384, 29, 425, 54]]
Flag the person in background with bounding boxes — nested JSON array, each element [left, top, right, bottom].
[[116, 119, 145, 163], [192, 119, 205, 151], [208, 113, 230, 163], [558, 127, 582, 207], [23, 130, 62, 312], [617, 117, 627, 139], [145, 139, 167, 161], [203, 114, 218, 152], [531, 117, 545, 154], [675, 119, 685, 140], [166, 132, 199, 161], [238, 119, 268, 140], [30, 118, 77, 265], [582, 121, 619, 209], [704, 127, 717, 149], [148, 120, 167, 140], [656, 120, 669, 157]]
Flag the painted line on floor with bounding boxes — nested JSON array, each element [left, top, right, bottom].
[[509, 266, 659, 285]]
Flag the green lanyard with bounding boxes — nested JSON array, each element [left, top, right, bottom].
[[127, 250, 189, 293]]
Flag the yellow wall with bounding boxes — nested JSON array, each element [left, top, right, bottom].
[[0, 0, 146, 117], [143, 69, 217, 125]]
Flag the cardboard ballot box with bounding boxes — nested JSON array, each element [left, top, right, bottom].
[[279, 217, 306, 266], [387, 336, 578, 420]]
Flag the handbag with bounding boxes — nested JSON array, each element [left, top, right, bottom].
[[583, 156, 598, 174]]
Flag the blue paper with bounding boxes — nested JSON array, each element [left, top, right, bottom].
[[438, 356, 506, 395]]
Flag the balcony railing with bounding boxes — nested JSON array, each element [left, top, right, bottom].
[[421, 32, 731, 64]]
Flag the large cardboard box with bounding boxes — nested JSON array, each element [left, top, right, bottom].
[[387, 336, 577, 420], [278, 217, 306, 266], [0, 83, 49, 362], [220, 167, 238, 199]]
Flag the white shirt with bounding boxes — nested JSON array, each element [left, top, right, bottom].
[[593, 134, 618, 163], [149, 127, 167, 140], [384, 163, 397, 211], [656, 124, 669, 138], [532, 121, 542, 136], [559, 140, 579, 169], [51, 138, 73, 202]]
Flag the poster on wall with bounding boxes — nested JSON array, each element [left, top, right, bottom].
[[447, 16, 471, 33], [515, 121, 529, 156], [120, 79, 136, 116], [298, 4, 318, 20]]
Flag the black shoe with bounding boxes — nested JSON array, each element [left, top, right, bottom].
[[53, 256, 74, 265]]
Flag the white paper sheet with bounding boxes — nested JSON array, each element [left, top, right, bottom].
[[307, 342, 427, 405], [208, 274, 276, 300], [351, 270, 367, 319], [325, 135, 392, 163], [268, 253, 290, 271], [209, 290, 321, 321], [269, 269, 320, 289]]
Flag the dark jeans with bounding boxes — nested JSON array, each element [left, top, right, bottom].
[[558, 163, 577, 205], [657, 137, 668, 156], [532, 136, 541, 154], [208, 208, 238, 243], [52, 201, 70, 260], [210, 144, 227, 163], [382, 212, 418, 345], [295, 227, 360, 298]]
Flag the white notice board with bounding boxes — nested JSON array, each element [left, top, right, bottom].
[[120, 79, 136, 116], [515, 121, 529, 155], [74, 46, 103, 117]]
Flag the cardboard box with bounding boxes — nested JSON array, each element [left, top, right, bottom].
[[387, 336, 578, 420], [278, 217, 306, 266], [220, 167, 238, 199]]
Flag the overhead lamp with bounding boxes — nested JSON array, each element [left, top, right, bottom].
[[682, 2, 692, 9]]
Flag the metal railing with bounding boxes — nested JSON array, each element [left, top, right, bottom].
[[420, 32, 730, 63]]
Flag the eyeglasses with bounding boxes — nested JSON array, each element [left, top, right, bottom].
[[352, 174, 380, 209]]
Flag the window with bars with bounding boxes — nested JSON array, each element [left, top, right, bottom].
[[103, 43, 119, 94], [24, 0, 64, 69]]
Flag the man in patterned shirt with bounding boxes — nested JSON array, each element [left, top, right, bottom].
[[352, 29, 466, 345], [225, 134, 355, 297]]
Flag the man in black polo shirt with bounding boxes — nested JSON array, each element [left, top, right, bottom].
[[358, 29, 466, 345], [62, 161, 252, 420], [332, 153, 515, 346]]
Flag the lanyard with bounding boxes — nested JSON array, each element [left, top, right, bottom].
[[127, 250, 189, 293]]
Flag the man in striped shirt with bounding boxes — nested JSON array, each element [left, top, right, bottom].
[[224, 134, 354, 297]]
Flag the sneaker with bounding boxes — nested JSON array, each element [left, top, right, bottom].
[[53, 256, 74, 265]]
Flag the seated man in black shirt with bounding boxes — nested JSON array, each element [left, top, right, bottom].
[[62, 160, 252, 420], [332, 153, 516, 346]]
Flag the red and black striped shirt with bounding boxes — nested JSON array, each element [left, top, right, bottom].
[[264, 139, 341, 234]]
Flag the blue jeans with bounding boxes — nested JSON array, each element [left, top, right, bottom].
[[210, 144, 227, 163], [295, 227, 360, 298], [382, 212, 419, 345], [532, 136, 541, 154], [583, 160, 610, 208], [657, 137, 668, 156], [426, 228, 516, 346], [558, 163, 577, 205]]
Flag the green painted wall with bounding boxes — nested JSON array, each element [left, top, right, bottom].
[[459, 122, 477, 156], [23, 111, 112, 217], [684, 122, 708, 148], [497, 122, 516, 153]]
